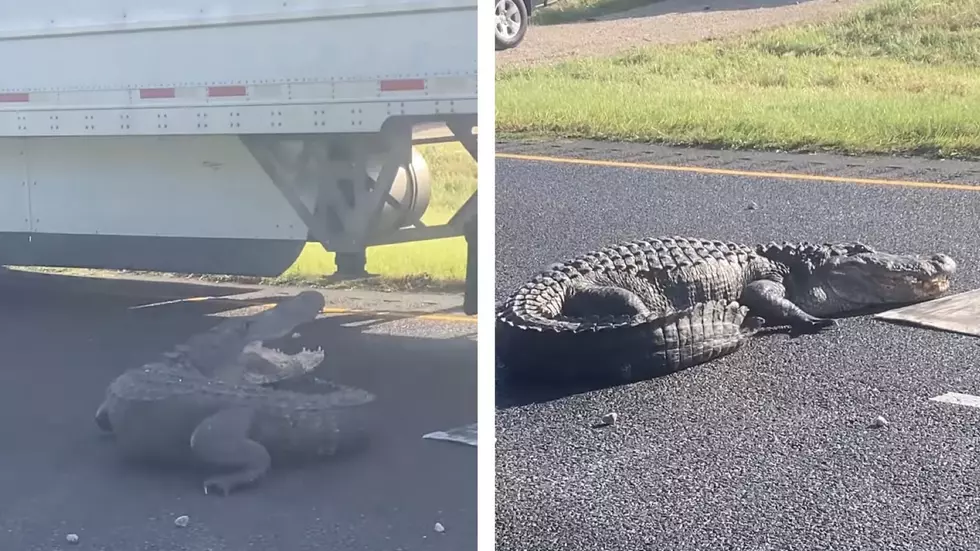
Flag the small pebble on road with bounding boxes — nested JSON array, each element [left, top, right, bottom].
[[872, 415, 889, 428], [174, 515, 190, 527], [434, 522, 445, 533], [593, 412, 618, 428], [66, 534, 79, 544]]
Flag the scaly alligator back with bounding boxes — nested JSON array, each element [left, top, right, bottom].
[[496, 237, 775, 383], [497, 237, 760, 335], [99, 363, 375, 465]]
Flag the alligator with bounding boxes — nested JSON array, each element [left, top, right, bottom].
[[95, 290, 376, 495], [175, 290, 329, 386], [496, 236, 956, 384]]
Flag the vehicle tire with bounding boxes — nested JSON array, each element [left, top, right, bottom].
[[495, 0, 528, 51]]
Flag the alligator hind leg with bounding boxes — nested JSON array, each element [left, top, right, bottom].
[[190, 407, 272, 496], [563, 286, 651, 318], [743, 280, 836, 334]]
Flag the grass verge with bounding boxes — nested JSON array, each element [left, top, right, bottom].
[[14, 142, 476, 293], [498, 0, 980, 158]]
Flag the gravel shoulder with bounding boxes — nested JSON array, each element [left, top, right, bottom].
[[496, 0, 874, 68]]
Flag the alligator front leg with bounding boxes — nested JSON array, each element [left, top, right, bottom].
[[742, 280, 836, 334], [190, 407, 272, 496], [94, 399, 113, 432]]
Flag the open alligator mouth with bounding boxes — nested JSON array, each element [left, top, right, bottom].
[[241, 340, 325, 385], [241, 340, 375, 405]]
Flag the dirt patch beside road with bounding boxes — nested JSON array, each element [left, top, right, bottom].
[[497, 0, 874, 68]]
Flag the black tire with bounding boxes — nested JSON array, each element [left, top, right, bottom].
[[495, 0, 529, 51]]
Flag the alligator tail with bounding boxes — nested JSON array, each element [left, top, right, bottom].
[[498, 300, 757, 386], [496, 273, 645, 335]]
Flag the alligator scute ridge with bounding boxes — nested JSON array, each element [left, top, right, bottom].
[[496, 235, 956, 384]]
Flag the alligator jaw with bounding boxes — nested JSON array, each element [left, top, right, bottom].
[[814, 252, 957, 314], [243, 341, 325, 365], [240, 341, 325, 385], [241, 291, 326, 343]]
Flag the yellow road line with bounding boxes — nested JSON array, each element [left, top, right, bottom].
[[418, 313, 478, 323], [497, 152, 980, 192], [319, 307, 476, 323]]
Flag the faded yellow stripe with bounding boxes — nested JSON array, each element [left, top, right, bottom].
[[497, 152, 980, 192], [311, 305, 476, 323], [417, 313, 478, 323]]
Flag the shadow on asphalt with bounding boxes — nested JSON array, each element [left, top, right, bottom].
[[493, 317, 895, 409], [0, 267, 470, 317], [495, 365, 622, 409], [594, 0, 818, 22], [0, 267, 256, 302], [0, 273, 476, 550]]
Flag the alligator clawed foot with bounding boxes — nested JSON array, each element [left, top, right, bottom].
[[789, 318, 837, 338], [743, 316, 766, 331], [813, 317, 838, 331], [203, 476, 238, 497]]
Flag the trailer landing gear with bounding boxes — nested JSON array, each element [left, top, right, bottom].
[[241, 115, 477, 314]]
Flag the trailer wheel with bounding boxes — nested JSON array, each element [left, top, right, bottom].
[[495, 0, 528, 51]]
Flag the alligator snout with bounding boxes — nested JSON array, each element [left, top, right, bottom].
[[929, 254, 957, 275]]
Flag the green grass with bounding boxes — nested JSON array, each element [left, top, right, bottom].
[[497, 0, 980, 158], [532, 0, 657, 25]]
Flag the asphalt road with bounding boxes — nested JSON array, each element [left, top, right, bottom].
[[494, 141, 980, 551], [0, 272, 476, 551]]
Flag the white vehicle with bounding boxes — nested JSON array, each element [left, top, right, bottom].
[[0, 0, 479, 311]]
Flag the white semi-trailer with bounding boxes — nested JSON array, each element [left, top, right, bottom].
[[0, 0, 479, 312]]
